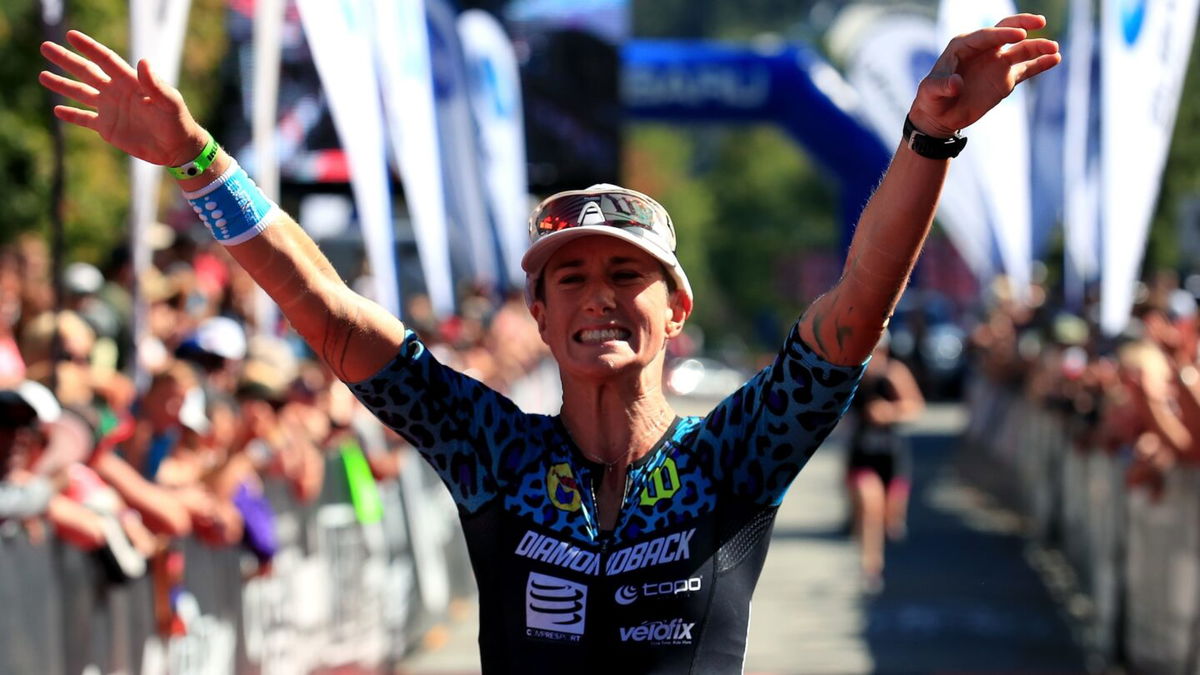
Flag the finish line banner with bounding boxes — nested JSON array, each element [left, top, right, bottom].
[[622, 39, 892, 243]]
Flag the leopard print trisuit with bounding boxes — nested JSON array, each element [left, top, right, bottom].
[[350, 322, 863, 674]]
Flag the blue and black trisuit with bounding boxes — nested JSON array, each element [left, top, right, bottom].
[[350, 322, 863, 674]]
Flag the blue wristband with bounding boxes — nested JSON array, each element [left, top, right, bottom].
[[183, 161, 279, 245]]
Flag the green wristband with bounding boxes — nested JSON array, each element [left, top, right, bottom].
[[166, 136, 219, 180]]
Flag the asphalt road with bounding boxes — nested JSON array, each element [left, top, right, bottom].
[[397, 403, 1086, 674]]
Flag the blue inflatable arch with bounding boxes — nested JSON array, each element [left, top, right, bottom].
[[622, 40, 893, 250]]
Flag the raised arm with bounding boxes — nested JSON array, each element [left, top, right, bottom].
[[39, 30, 406, 383], [799, 14, 1060, 366]]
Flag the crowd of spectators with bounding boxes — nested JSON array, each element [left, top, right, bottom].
[[0, 226, 552, 636], [966, 269, 1200, 501]]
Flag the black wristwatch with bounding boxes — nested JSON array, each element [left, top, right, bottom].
[[902, 115, 968, 159]]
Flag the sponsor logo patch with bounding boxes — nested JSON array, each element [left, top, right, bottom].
[[606, 528, 695, 576], [515, 530, 601, 575], [614, 577, 702, 605], [578, 200, 606, 226], [618, 617, 696, 645], [525, 572, 587, 641], [547, 462, 582, 512], [639, 457, 681, 506]]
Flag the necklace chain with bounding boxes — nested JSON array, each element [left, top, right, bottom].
[[578, 447, 627, 471], [571, 410, 674, 471]]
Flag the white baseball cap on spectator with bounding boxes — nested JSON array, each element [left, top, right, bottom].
[[1168, 288, 1197, 322], [247, 335, 298, 384], [0, 380, 62, 426], [186, 316, 247, 361], [63, 262, 104, 296]]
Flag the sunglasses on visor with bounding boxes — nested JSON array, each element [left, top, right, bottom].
[[528, 190, 677, 251]]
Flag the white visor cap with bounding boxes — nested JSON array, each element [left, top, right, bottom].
[[520, 184, 692, 308]]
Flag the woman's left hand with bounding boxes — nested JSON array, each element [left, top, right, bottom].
[[908, 13, 1061, 138]]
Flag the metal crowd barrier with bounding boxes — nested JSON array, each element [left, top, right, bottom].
[[966, 376, 1200, 674], [0, 452, 472, 675]]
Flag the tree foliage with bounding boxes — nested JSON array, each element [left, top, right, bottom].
[[0, 0, 228, 262]]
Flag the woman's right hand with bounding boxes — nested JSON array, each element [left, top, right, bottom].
[[39, 30, 208, 167]]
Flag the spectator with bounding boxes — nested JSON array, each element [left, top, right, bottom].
[[0, 248, 25, 384], [0, 380, 112, 550], [0, 382, 59, 521], [235, 363, 324, 504], [176, 315, 247, 395]]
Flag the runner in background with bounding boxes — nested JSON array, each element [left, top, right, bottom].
[[846, 333, 924, 593]]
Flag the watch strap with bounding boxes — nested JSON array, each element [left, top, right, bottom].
[[902, 115, 967, 159]]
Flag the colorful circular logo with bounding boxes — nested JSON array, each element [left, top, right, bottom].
[[547, 462, 582, 512]]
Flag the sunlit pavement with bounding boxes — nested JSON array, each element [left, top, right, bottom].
[[397, 403, 1087, 674]]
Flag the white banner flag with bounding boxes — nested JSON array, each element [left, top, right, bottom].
[[1062, 0, 1101, 308], [129, 0, 191, 258], [252, 0, 285, 205], [1100, 0, 1200, 334], [375, 0, 456, 317], [938, 0, 1031, 300], [459, 9, 529, 289], [297, 0, 401, 317], [251, 0, 286, 336], [834, 7, 999, 283], [427, 0, 499, 288], [129, 0, 191, 386]]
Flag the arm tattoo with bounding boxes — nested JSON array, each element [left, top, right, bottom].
[[834, 308, 854, 352], [810, 301, 832, 358]]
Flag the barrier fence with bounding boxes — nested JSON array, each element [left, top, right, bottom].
[[0, 451, 473, 675], [966, 377, 1200, 674]]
